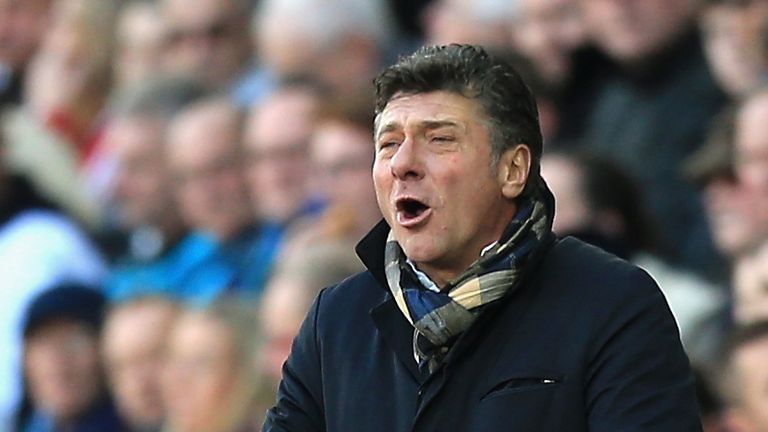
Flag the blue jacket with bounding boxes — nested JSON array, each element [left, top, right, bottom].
[[264, 222, 702, 431]]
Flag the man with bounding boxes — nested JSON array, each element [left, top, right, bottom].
[[305, 97, 380, 242], [159, 0, 266, 106], [19, 284, 124, 431], [0, 129, 105, 430], [733, 88, 768, 232], [165, 98, 277, 302], [0, 0, 50, 106], [244, 83, 323, 226], [564, 0, 726, 278], [254, 0, 391, 101], [263, 45, 700, 431], [102, 297, 179, 432], [720, 321, 768, 431]]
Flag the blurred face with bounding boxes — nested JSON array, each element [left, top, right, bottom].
[[161, 0, 249, 88], [311, 120, 379, 229], [731, 336, 768, 431], [162, 314, 240, 432], [0, 0, 50, 70], [115, 2, 167, 88], [423, 0, 511, 47], [245, 89, 316, 223], [106, 117, 175, 229], [700, 4, 767, 98], [168, 104, 251, 240], [541, 154, 591, 234], [512, 0, 586, 84], [736, 95, 768, 197], [581, 0, 694, 64], [259, 277, 309, 385], [732, 243, 768, 324], [24, 319, 102, 422], [373, 91, 520, 286], [103, 302, 177, 430], [703, 177, 765, 257]]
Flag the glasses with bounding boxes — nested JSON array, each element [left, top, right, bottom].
[[167, 17, 236, 45]]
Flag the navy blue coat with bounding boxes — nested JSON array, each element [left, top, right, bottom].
[[263, 222, 702, 431]]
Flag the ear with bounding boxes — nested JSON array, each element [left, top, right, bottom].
[[497, 144, 531, 200]]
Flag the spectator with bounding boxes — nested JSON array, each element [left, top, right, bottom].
[[159, 0, 268, 106], [101, 78, 212, 301], [24, 0, 117, 163], [18, 284, 125, 432], [699, 0, 768, 99], [422, 0, 513, 48], [1, 104, 101, 229], [113, 1, 168, 91], [244, 82, 324, 227], [684, 108, 768, 259], [102, 297, 180, 432], [162, 302, 263, 432], [732, 240, 768, 325], [0, 130, 105, 431], [283, 94, 379, 251], [509, 0, 587, 87], [259, 241, 362, 388], [254, 0, 393, 100], [166, 98, 276, 302], [719, 321, 768, 432], [0, 0, 51, 107], [541, 151, 727, 366], [733, 88, 768, 231], [568, 0, 727, 278]]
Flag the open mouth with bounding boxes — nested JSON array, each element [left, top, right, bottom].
[[395, 197, 431, 227]]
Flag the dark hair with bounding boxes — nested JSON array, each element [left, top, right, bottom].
[[725, 320, 768, 357], [373, 44, 543, 173]]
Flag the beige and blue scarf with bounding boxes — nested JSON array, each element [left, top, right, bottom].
[[384, 182, 554, 373]]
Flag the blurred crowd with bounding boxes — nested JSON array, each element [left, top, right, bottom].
[[0, 0, 767, 431]]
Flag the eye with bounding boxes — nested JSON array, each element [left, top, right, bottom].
[[430, 135, 454, 143], [377, 139, 399, 152]]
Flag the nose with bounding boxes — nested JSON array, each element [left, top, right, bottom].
[[389, 138, 424, 180]]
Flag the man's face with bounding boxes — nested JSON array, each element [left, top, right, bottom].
[[731, 336, 768, 431], [0, 0, 50, 70], [700, 4, 766, 98], [102, 302, 177, 430], [24, 319, 102, 422], [162, 314, 240, 432], [512, 0, 586, 84], [311, 120, 379, 228], [168, 106, 250, 240], [160, 0, 248, 88], [733, 242, 768, 324], [703, 177, 765, 257], [581, 0, 694, 64], [106, 117, 174, 229], [245, 89, 315, 223], [373, 91, 517, 285], [259, 276, 311, 386], [736, 95, 768, 197]]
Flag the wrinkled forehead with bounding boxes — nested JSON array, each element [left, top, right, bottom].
[[374, 91, 484, 138]]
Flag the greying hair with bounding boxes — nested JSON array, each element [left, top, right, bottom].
[[373, 44, 543, 180]]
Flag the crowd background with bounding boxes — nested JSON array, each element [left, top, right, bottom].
[[0, 0, 767, 431]]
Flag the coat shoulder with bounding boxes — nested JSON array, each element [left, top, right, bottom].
[[543, 236, 660, 301]]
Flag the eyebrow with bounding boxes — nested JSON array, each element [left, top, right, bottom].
[[375, 119, 462, 140]]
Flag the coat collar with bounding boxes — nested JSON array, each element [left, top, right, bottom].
[[355, 219, 391, 291]]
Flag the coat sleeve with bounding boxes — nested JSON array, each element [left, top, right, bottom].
[[585, 268, 703, 431], [262, 289, 327, 432]]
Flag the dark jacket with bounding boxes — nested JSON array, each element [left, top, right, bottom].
[[263, 222, 702, 431]]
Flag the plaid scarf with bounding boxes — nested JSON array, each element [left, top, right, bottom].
[[384, 181, 554, 373]]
